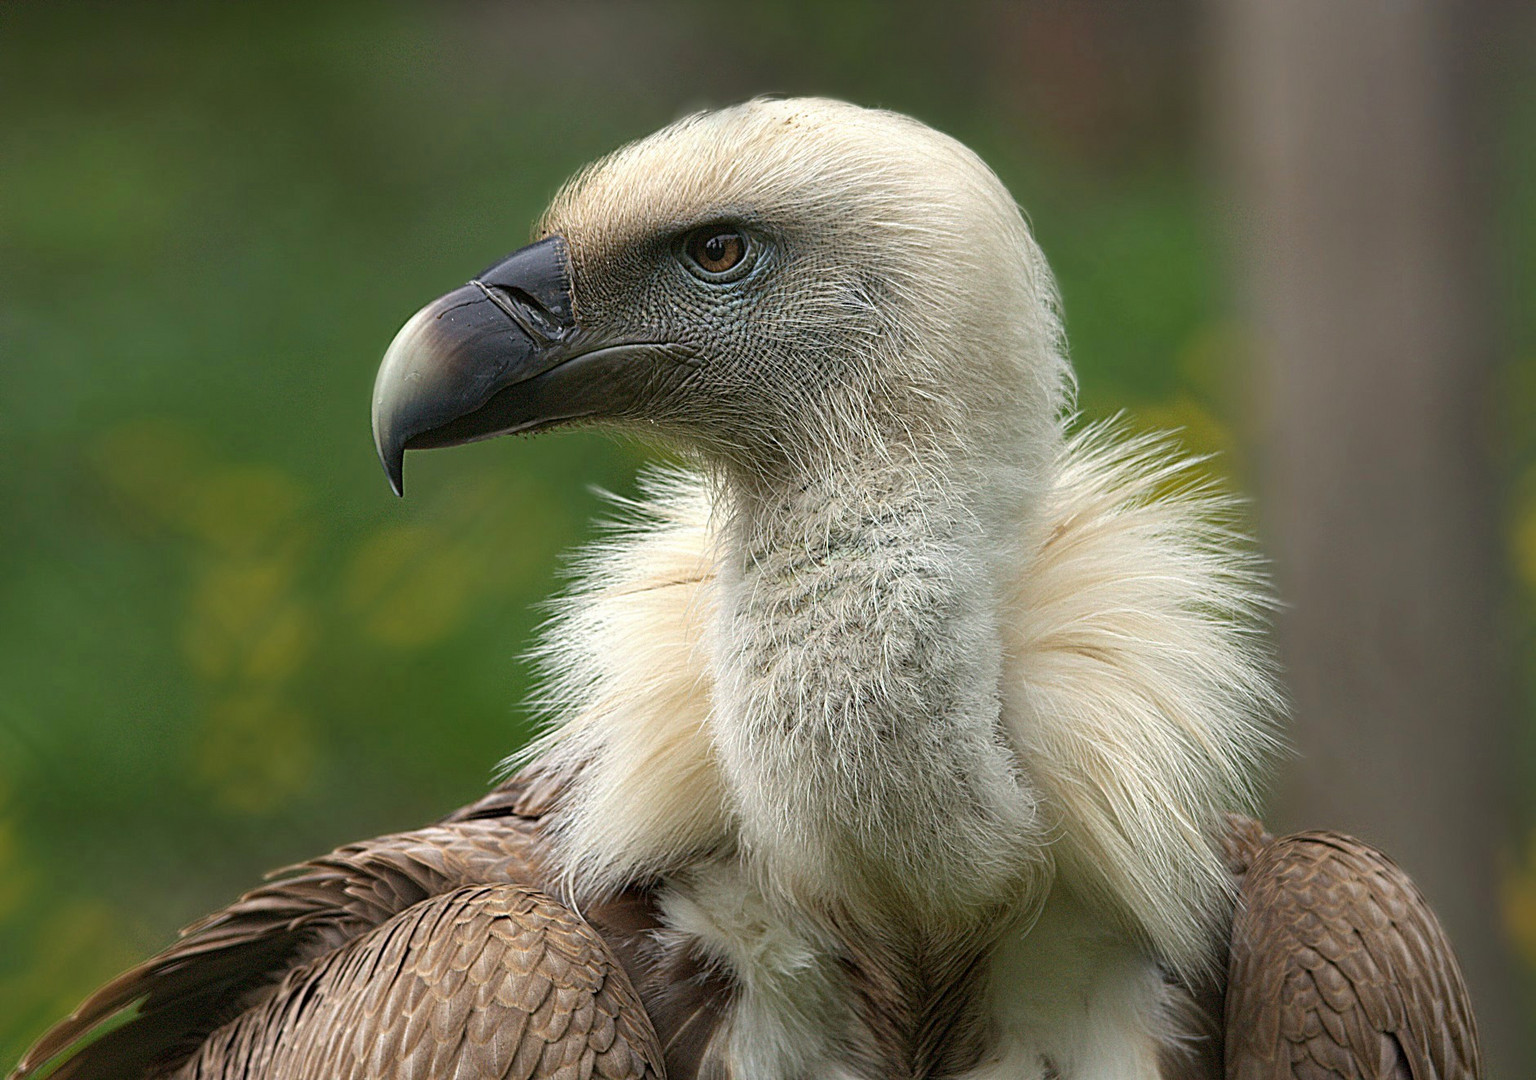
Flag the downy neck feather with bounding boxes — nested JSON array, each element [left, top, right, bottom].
[[515, 420, 1280, 977]]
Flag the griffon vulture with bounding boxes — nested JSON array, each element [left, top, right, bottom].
[[14, 98, 1480, 1080]]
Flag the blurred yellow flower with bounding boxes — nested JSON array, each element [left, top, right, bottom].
[[1511, 491, 1536, 592], [1175, 320, 1250, 400], [0, 776, 31, 922], [93, 422, 310, 560], [1132, 394, 1233, 462], [344, 524, 483, 649], [91, 420, 207, 533], [181, 557, 312, 684], [182, 465, 306, 558], [0, 839, 32, 925], [1503, 832, 1536, 972], [191, 693, 316, 815]]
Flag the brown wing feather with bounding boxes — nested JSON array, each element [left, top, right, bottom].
[[1224, 831, 1482, 1080], [11, 772, 720, 1080], [176, 884, 662, 1080], [10, 777, 648, 1080], [452, 771, 737, 1080]]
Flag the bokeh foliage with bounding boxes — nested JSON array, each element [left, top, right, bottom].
[[0, 0, 1530, 1064]]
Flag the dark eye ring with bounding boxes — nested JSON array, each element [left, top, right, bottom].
[[682, 225, 754, 281]]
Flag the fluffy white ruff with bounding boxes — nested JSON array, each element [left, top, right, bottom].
[[514, 421, 1280, 976]]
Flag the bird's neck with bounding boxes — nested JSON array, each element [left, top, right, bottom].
[[710, 444, 1050, 923]]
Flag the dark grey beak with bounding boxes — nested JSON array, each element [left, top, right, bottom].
[[371, 236, 578, 496]]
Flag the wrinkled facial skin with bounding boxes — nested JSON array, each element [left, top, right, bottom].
[[553, 209, 889, 465]]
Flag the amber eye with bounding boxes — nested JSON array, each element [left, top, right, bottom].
[[684, 226, 750, 278]]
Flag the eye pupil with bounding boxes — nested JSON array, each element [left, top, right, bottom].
[[689, 228, 746, 275]]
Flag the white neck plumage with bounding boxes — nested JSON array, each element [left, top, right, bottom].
[[709, 441, 1051, 926], [519, 420, 1278, 979]]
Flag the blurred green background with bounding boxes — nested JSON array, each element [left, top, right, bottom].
[[1, 0, 1533, 1067]]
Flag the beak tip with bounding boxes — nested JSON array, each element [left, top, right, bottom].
[[380, 444, 406, 498], [374, 413, 407, 497]]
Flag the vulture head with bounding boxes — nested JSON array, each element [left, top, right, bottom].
[[374, 97, 1068, 503]]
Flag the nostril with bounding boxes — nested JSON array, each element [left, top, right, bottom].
[[472, 280, 573, 345]]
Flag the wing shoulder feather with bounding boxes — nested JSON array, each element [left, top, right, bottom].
[[11, 782, 554, 1080], [178, 883, 663, 1080], [1225, 830, 1481, 1080]]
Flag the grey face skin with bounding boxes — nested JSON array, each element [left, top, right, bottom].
[[372, 209, 894, 495]]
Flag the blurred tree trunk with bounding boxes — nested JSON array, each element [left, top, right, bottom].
[[1211, 0, 1528, 1073]]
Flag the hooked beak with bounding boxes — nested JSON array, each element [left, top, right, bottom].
[[371, 236, 580, 496], [372, 235, 699, 496]]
